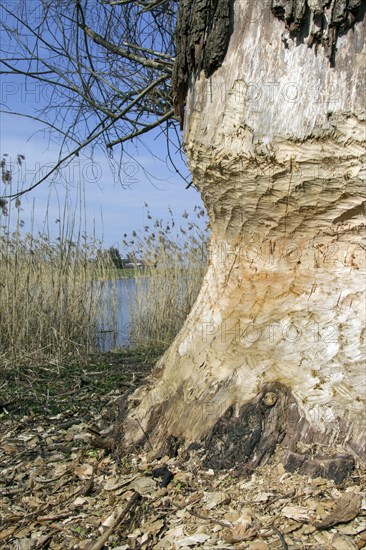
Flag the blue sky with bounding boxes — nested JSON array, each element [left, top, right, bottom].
[[0, 1, 206, 249], [1, 111, 205, 248], [1, 101, 205, 248]]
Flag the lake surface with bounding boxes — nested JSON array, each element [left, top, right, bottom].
[[96, 271, 201, 351], [96, 277, 137, 351]]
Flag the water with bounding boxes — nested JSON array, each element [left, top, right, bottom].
[[96, 277, 137, 351], [96, 271, 202, 352]]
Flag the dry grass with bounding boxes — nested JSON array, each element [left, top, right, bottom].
[[0, 157, 208, 361], [124, 205, 208, 350], [0, 156, 116, 365], [0, 230, 116, 364]]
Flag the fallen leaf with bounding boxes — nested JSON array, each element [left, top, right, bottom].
[[176, 533, 211, 547], [314, 492, 362, 529], [73, 496, 87, 507], [143, 518, 164, 536], [204, 491, 229, 510], [249, 542, 269, 550], [226, 529, 257, 543], [357, 531, 366, 548], [162, 526, 184, 541], [21, 495, 43, 509], [337, 520, 366, 535], [127, 476, 158, 495], [101, 510, 119, 528], [255, 491, 272, 502], [224, 510, 241, 522], [281, 505, 310, 522], [72, 463, 93, 480], [331, 533, 358, 549], [73, 432, 91, 443]]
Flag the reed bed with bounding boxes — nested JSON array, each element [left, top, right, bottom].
[[124, 205, 208, 350], [0, 155, 116, 365], [0, 156, 208, 361]]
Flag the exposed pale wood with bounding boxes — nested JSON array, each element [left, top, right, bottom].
[[173, 0, 366, 125], [122, 0, 366, 471]]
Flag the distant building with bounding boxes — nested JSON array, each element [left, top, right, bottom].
[[123, 261, 143, 269]]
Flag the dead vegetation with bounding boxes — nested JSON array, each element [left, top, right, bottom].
[[0, 161, 118, 366], [124, 205, 208, 351], [1, 352, 365, 550]]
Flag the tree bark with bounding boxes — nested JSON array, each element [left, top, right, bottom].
[[121, 0, 366, 479]]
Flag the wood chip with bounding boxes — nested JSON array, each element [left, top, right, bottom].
[[314, 492, 362, 529]]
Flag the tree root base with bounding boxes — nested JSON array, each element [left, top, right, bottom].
[[285, 452, 355, 485], [117, 382, 358, 485], [193, 382, 356, 484]]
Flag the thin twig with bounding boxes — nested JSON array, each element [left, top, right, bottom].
[[90, 491, 141, 550], [81, 25, 172, 72], [107, 109, 174, 147], [135, 417, 154, 450], [272, 525, 288, 550]]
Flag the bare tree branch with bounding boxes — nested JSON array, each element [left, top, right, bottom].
[[0, 0, 183, 193], [107, 108, 175, 147], [80, 25, 173, 72], [2, 74, 171, 199], [122, 41, 174, 60]]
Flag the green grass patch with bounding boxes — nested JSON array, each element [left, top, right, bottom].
[[0, 348, 161, 418]]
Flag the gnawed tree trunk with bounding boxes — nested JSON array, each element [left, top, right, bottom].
[[121, 0, 366, 481]]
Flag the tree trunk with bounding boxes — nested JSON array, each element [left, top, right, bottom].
[[121, 0, 366, 480]]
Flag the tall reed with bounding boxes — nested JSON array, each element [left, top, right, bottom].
[[0, 155, 116, 365], [124, 205, 208, 350]]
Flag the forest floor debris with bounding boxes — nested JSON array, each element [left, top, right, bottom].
[[0, 352, 365, 549]]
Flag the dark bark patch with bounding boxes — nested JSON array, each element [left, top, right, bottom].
[[201, 382, 355, 484], [285, 451, 355, 485], [172, 0, 235, 127], [203, 383, 291, 472], [271, 0, 365, 66]]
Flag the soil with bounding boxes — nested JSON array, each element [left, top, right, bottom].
[[0, 351, 365, 549]]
